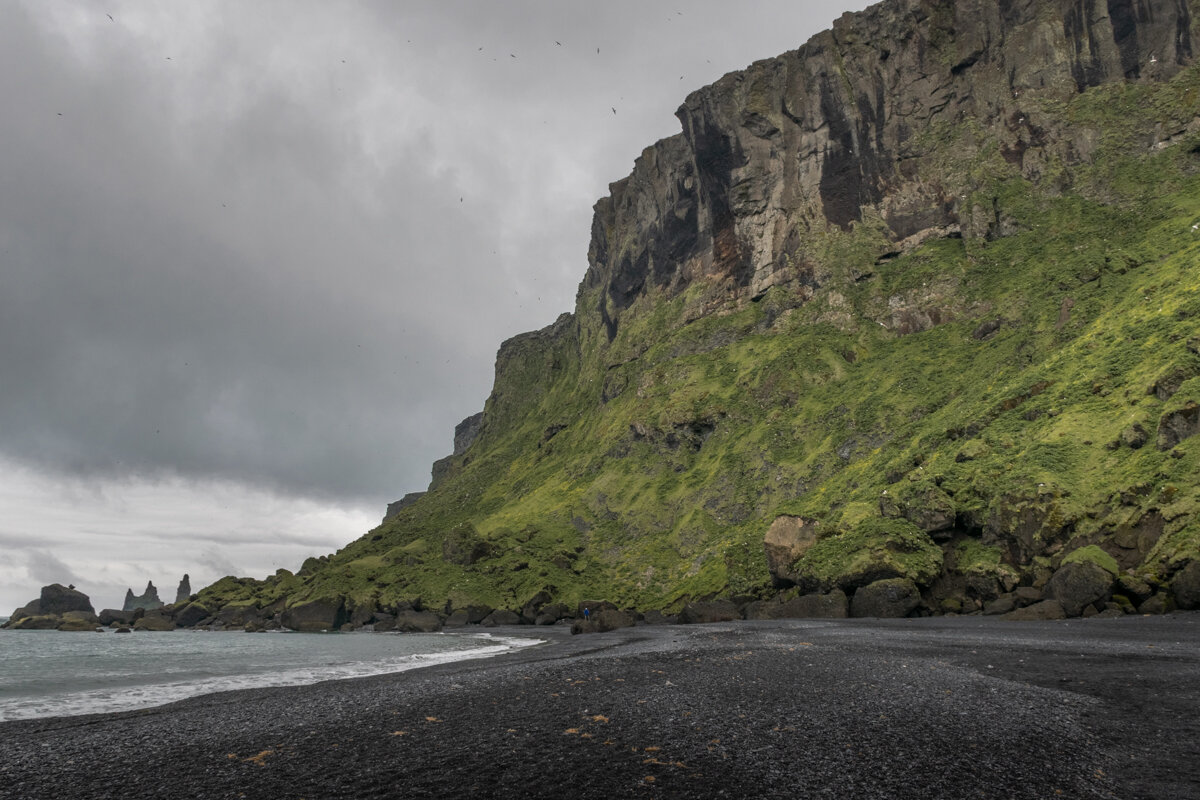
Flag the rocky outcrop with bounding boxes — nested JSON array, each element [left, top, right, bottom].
[[582, 0, 1197, 340], [4, 584, 95, 629], [762, 516, 821, 588], [123, 581, 164, 611]]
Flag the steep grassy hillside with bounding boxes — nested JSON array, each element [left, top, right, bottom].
[[194, 5, 1200, 623]]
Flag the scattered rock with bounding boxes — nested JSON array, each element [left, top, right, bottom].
[[441, 610, 469, 628], [393, 610, 443, 633]]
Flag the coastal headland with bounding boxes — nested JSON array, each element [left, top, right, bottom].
[[1, 615, 1197, 799]]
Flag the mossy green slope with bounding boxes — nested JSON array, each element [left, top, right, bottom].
[[196, 58, 1200, 618]]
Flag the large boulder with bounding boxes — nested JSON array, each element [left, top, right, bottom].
[[1044, 561, 1114, 617], [534, 604, 570, 625], [280, 598, 348, 632], [678, 600, 740, 624], [133, 611, 175, 631], [850, 579, 921, 618], [775, 590, 849, 619], [763, 516, 821, 588], [98, 609, 134, 627], [1172, 562, 1200, 610], [174, 602, 211, 628], [1002, 599, 1067, 621], [57, 617, 100, 632]]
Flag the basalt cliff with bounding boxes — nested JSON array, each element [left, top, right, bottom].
[[190, 0, 1200, 631]]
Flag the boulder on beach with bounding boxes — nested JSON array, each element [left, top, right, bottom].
[[1172, 561, 1200, 610], [280, 598, 348, 632], [481, 609, 522, 627], [1044, 561, 1113, 617], [1002, 599, 1067, 621], [850, 578, 921, 618], [678, 600, 740, 624], [392, 610, 443, 633]]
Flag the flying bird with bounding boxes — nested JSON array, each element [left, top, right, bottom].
[[107, 13, 113, 21], [611, 107, 616, 114], [555, 41, 561, 46]]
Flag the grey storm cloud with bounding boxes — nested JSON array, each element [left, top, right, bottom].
[[0, 2, 865, 513]]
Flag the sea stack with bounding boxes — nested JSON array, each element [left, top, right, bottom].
[[175, 574, 192, 605], [123, 581, 163, 611]]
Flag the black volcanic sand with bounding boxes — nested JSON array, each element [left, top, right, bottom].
[[2, 616, 1198, 800]]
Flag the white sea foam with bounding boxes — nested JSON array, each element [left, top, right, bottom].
[[0, 631, 543, 722]]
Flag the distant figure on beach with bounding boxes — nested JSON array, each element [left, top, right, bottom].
[[584, 607, 591, 623]]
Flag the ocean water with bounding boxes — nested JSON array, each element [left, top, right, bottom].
[[0, 628, 541, 722]]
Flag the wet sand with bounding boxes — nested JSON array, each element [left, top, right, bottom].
[[1, 615, 1197, 799]]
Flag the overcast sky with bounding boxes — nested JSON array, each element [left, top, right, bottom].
[[0, 0, 867, 614]]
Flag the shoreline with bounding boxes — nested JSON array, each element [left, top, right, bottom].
[[2, 615, 1198, 799]]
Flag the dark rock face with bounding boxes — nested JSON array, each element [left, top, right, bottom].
[[280, 598, 348, 632], [1172, 561, 1200, 610], [581, 0, 1198, 340], [453, 412, 485, 456], [174, 575, 192, 605], [383, 492, 426, 523], [678, 600, 740, 624], [123, 581, 164, 612], [1157, 401, 1200, 449], [1044, 561, 1114, 617], [850, 578, 921, 618]]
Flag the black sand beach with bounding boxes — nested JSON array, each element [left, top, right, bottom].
[[1, 615, 1197, 799]]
